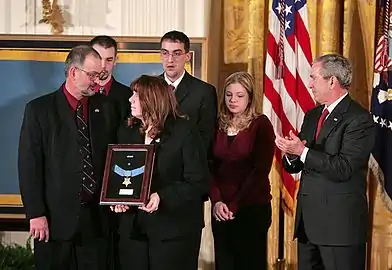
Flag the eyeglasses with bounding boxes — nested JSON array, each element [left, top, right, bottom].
[[160, 50, 186, 60], [75, 67, 104, 80]]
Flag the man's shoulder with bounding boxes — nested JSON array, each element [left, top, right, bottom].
[[111, 79, 130, 93], [344, 99, 373, 126], [26, 90, 58, 110], [111, 79, 129, 89], [108, 79, 131, 101], [185, 73, 216, 92], [347, 99, 369, 115]]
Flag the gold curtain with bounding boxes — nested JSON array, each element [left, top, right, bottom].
[[206, 0, 392, 269]]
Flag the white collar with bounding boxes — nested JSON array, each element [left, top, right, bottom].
[[324, 92, 348, 116], [164, 70, 185, 89]]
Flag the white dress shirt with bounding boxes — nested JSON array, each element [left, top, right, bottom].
[[164, 70, 185, 90], [299, 93, 348, 162]]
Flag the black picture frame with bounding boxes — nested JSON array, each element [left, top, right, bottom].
[[100, 144, 156, 206]]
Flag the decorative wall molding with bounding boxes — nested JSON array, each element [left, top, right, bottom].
[[0, 0, 210, 37]]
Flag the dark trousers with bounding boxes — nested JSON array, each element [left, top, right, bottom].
[[211, 203, 272, 270], [118, 231, 202, 270], [34, 205, 111, 270], [297, 216, 366, 270], [34, 237, 108, 270]]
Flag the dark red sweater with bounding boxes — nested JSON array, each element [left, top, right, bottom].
[[209, 115, 275, 213]]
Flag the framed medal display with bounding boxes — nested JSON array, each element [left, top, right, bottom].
[[100, 144, 156, 206]]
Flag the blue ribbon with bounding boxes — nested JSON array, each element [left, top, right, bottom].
[[113, 165, 145, 177]]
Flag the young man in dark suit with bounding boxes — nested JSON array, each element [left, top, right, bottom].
[[157, 30, 217, 267], [89, 35, 131, 121], [159, 30, 217, 152], [275, 54, 376, 270], [18, 45, 119, 270]]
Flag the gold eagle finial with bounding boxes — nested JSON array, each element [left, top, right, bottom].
[[39, 0, 65, 34]]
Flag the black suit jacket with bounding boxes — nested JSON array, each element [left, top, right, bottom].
[[117, 117, 209, 240], [18, 87, 119, 241], [283, 95, 375, 245], [107, 78, 131, 122], [162, 72, 217, 152]]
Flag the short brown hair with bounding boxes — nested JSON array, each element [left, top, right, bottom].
[[130, 75, 181, 138], [89, 35, 118, 55], [64, 45, 101, 78], [160, 31, 190, 52]]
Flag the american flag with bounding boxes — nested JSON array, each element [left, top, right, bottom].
[[262, 0, 315, 214], [370, 0, 392, 211]]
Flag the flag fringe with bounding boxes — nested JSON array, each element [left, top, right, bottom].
[[281, 181, 297, 217], [272, 157, 297, 217], [368, 154, 392, 212]]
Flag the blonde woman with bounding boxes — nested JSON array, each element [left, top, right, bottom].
[[209, 71, 275, 270]]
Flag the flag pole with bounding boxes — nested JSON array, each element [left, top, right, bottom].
[[276, 1, 286, 267], [275, 188, 286, 270]]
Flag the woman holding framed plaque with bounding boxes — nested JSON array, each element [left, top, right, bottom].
[[110, 75, 209, 270], [209, 72, 275, 270]]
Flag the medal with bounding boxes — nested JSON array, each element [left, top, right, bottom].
[[122, 177, 132, 187], [113, 165, 145, 187]]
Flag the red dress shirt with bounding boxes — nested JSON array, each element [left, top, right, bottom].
[[95, 77, 113, 96], [63, 85, 88, 121]]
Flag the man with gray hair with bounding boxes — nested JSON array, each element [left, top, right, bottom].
[[275, 53, 375, 269], [18, 45, 119, 269]]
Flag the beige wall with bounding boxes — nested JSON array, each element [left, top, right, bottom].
[[0, 0, 210, 37]]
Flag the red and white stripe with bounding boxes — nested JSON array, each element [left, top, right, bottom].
[[263, 0, 315, 211], [375, 0, 391, 72], [374, 36, 392, 72]]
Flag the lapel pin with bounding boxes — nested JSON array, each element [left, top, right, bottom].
[[94, 109, 100, 113], [333, 118, 337, 121]]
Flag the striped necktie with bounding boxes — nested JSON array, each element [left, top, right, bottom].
[[76, 101, 96, 199]]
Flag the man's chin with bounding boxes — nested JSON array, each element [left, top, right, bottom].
[[81, 89, 96, 97], [100, 74, 110, 81], [165, 71, 178, 79], [99, 71, 110, 81]]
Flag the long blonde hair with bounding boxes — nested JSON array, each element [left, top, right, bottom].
[[218, 71, 259, 132]]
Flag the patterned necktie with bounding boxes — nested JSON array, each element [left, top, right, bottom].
[[76, 101, 96, 199], [315, 109, 329, 139]]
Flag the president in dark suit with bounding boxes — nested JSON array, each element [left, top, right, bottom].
[[18, 45, 119, 270], [275, 54, 376, 270], [89, 35, 131, 121], [112, 75, 208, 270], [159, 30, 217, 153]]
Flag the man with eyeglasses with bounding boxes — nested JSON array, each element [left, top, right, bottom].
[[89, 35, 131, 122], [18, 45, 119, 270], [159, 31, 217, 152]]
